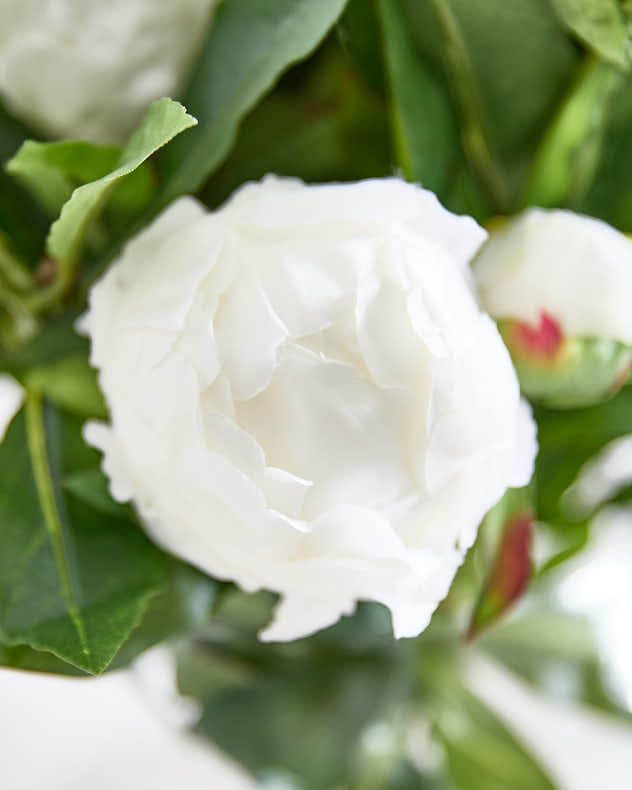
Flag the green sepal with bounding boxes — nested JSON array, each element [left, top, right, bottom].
[[500, 320, 632, 408]]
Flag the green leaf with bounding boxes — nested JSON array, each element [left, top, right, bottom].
[[47, 98, 196, 268], [534, 387, 632, 520], [377, 0, 460, 193], [6, 140, 155, 217], [0, 561, 218, 677], [0, 310, 87, 375], [437, 684, 558, 790], [110, 562, 218, 671], [550, 0, 630, 68], [400, 0, 579, 170], [62, 467, 132, 520], [338, 0, 388, 94], [522, 56, 624, 207], [203, 42, 390, 207], [23, 354, 106, 418], [156, 0, 348, 209], [0, 398, 165, 674], [180, 600, 408, 789], [12, 99, 196, 315]]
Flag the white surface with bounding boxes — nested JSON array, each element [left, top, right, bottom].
[[2, 655, 632, 790], [0, 665, 256, 790]]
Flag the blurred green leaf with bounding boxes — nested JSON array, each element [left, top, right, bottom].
[[522, 56, 624, 207], [378, 0, 460, 193], [23, 353, 106, 418], [577, 69, 632, 227], [436, 683, 558, 790], [180, 601, 409, 789], [0, 310, 87, 374], [338, 0, 387, 93], [550, 0, 630, 67], [0, 103, 49, 266], [109, 562, 218, 671], [479, 605, 631, 719], [400, 0, 579, 195], [62, 467, 132, 520], [534, 387, 632, 520], [204, 43, 390, 207], [156, 0, 348, 208], [0, 400, 165, 674]]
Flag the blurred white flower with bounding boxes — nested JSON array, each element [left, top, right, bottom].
[[0, 0, 216, 142], [82, 176, 536, 642], [0, 374, 24, 442], [556, 507, 632, 711], [472, 209, 632, 406], [473, 209, 632, 341]]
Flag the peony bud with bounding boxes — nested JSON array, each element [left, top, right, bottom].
[[472, 209, 632, 408], [82, 177, 536, 642], [467, 509, 534, 639], [0, 0, 216, 142]]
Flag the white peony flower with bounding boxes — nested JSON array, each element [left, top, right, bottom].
[[82, 177, 536, 642], [0, 0, 216, 142], [472, 209, 632, 407]]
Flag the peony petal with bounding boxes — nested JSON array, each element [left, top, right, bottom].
[[236, 344, 414, 516], [0, 375, 24, 442], [214, 271, 288, 401]]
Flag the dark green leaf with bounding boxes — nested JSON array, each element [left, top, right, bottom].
[[400, 0, 579, 169], [338, 0, 387, 94], [204, 43, 390, 207], [0, 399, 165, 673], [180, 600, 408, 790], [156, 0, 348, 208], [63, 467, 133, 520], [0, 310, 88, 375], [377, 0, 460, 194]]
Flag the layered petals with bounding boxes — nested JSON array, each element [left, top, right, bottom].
[[83, 177, 536, 641]]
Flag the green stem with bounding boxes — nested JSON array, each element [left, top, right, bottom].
[[429, 0, 509, 210], [25, 390, 90, 660]]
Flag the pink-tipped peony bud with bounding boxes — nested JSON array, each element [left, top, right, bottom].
[[473, 209, 632, 408]]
